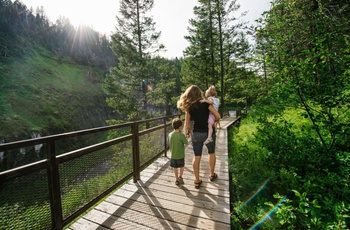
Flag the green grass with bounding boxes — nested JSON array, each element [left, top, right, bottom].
[[0, 45, 108, 138]]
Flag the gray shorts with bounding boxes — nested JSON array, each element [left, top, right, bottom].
[[192, 131, 216, 156]]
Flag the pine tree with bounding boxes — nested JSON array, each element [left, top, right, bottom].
[[146, 57, 180, 115], [182, 0, 218, 89], [182, 0, 244, 109], [104, 0, 164, 121]]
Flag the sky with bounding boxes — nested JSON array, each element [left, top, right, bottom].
[[20, 0, 271, 58]]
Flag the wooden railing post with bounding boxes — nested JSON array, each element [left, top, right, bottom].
[[163, 118, 167, 157], [131, 123, 140, 182], [47, 141, 63, 230]]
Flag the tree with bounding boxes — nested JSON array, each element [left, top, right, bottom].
[[182, 0, 217, 89], [146, 57, 180, 115], [233, 31, 254, 112], [252, 0, 350, 226], [261, 0, 350, 151], [182, 0, 244, 110], [104, 0, 164, 121], [214, 0, 244, 109]]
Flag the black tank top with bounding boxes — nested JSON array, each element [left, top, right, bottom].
[[189, 101, 210, 133]]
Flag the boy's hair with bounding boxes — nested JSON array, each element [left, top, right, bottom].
[[205, 85, 217, 97], [172, 118, 183, 130]]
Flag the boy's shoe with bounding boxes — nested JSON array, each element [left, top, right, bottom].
[[179, 176, 185, 184], [203, 137, 212, 145]]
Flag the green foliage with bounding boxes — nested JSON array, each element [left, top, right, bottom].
[[229, 1, 350, 227], [272, 192, 350, 229], [146, 57, 182, 115], [257, 0, 350, 147], [0, 0, 115, 68], [0, 0, 118, 140], [229, 113, 350, 229], [105, 0, 179, 121], [0, 46, 111, 139], [0, 202, 51, 230], [182, 0, 248, 107]]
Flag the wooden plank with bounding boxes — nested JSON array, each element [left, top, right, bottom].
[[97, 199, 230, 230], [144, 160, 230, 175], [95, 201, 200, 229], [82, 209, 153, 230], [114, 186, 230, 213], [141, 165, 230, 186], [119, 181, 229, 204], [68, 217, 109, 230], [130, 174, 230, 198], [108, 189, 230, 223]]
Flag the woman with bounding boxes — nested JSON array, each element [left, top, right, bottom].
[[177, 85, 221, 188]]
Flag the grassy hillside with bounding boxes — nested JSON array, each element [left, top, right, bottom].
[[0, 46, 116, 141]]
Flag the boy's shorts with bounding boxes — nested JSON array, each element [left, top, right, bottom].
[[192, 131, 216, 156], [170, 158, 185, 168]]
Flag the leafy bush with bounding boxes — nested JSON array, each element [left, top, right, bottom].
[[229, 111, 350, 229]]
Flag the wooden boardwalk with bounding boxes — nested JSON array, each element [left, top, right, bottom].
[[68, 117, 237, 230]]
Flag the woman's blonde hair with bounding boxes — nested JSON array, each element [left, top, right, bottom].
[[177, 85, 203, 112], [205, 85, 217, 97]]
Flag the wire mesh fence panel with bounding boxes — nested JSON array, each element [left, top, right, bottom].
[[55, 131, 110, 156], [165, 125, 173, 150], [59, 140, 133, 220], [0, 169, 51, 230], [0, 145, 46, 172], [139, 129, 164, 166]]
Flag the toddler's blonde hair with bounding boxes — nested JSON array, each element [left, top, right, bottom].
[[205, 85, 217, 97]]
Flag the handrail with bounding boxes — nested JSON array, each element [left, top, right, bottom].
[[0, 114, 183, 230]]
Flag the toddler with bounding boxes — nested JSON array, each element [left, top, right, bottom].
[[201, 85, 220, 145]]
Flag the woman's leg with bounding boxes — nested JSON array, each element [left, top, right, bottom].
[[192, 132, 205, 187], [208, 153, 216, 177], [192, 155, 201, 182]]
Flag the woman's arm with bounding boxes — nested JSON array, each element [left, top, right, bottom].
[[209, 104, 220, 121], [184, 111, 190, 137]]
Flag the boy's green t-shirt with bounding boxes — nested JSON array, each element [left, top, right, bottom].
[[168, 131, 188, 159]]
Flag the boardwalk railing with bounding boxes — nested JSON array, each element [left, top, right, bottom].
[[0, 114, 182, 230]]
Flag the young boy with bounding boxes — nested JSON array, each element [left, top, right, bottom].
[[168, 118, 188, 186]]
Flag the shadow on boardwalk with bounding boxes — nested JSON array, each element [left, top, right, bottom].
[[68, 117, 237, 230]]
